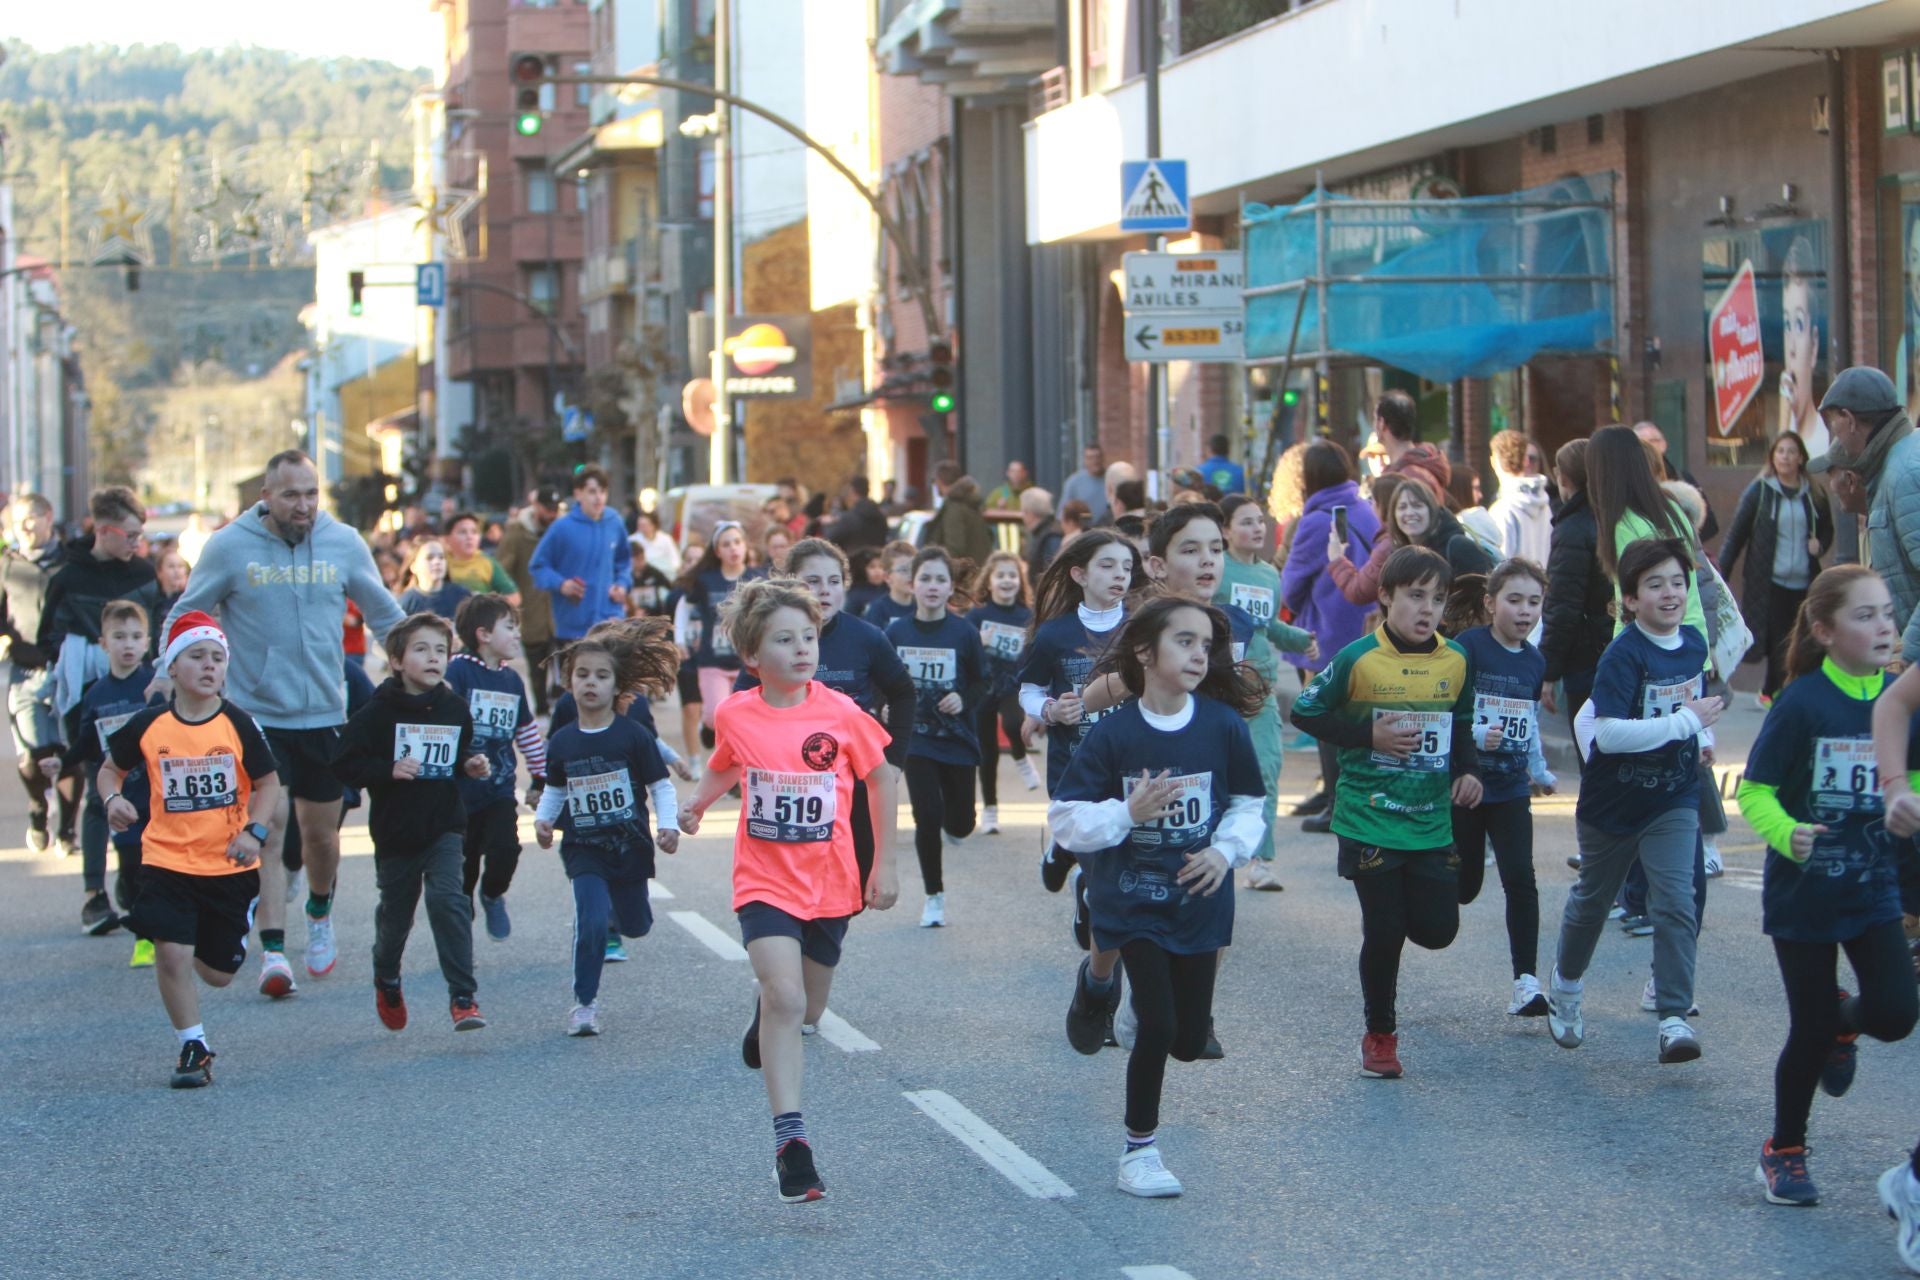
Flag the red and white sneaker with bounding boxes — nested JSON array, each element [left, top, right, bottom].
[[1360, 1031, 1403, 1079], [451, 997, 487, 1031], [257, 951, 298, 999], [375, 982, 408, 1031]]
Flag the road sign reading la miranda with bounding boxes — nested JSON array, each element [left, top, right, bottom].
[[1121, 250, 1244, 363], [1120, 159, 1189, 234]]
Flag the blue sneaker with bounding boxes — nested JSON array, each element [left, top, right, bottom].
[[481, 894, 511, 941], [605, 934, 629, 963], [1820, 987, 1858, 1098], [1755, 1139, 1818, 1206]]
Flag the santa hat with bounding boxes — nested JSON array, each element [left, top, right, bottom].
[[163, 611, 227, 670]]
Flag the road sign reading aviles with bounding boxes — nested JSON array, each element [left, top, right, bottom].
[[1122, 250, 1244, 362], [1708, 259, 1763, 435]]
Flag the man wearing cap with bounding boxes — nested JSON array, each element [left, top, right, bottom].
[[496, 483, 562, 713], [1809, 366, 1920, 657]]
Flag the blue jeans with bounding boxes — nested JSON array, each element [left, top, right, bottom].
[[6, 664, 57, 755], [571, 873, 652, 1005]]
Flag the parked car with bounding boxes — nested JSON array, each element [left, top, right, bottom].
[[662, 483, 779, 555]]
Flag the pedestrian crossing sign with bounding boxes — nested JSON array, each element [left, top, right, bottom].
[[1120, 159, 1190, 234]]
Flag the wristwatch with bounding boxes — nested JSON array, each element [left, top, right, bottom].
[[243, 821, 270, 845]]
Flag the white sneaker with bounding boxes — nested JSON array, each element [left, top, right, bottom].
[[980, 806, 1000, 835], [1703, 841, 1723, 878], [1508, 974, 1548, 1017], [304, 914, 337, 977], [567, 1003, 599, 1037], [1245, 860, 1284, 892], [1876, 1162, 1920, 1274], [801, 1021, 818, 1036], [285, 866, 307, 906], [919, 893, 946, 928], [1112, 986, 1138, 1050], [943, 829, 969, 851], [1117, 1145, 1183, 1198], [1607, 904, 1626, 920], [1016, 757, 1042, 791], [258, 950, 298, 998], [1657, 1016, 1702, 1063], [1547, 973, 1584, 1049], [1641, 976, 1701, 1016]]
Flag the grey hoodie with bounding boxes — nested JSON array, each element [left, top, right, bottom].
[[165, 504, 406, 729]]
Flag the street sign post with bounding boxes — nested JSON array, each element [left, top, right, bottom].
[[1120, 159, 1189, 234], [416, 262, 446, 308], [1121, 250, 1245, 363], [1708, 259, 1763, 434]]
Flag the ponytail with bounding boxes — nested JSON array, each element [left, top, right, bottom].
[[1782, 564, 1881, 686]]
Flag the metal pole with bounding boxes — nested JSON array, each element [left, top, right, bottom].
[[708, 0, 733, 485], [1314, 169, 1330, 439], [547, 173, 559, 447], [1143, 1, 1167, 498]]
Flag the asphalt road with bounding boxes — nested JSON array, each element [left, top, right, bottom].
[[4, 703, 1918, 1280]]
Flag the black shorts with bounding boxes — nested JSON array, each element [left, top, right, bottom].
[[265, 725, 346, 805], [676, 660, 700, 704], [129, 865, 259, 974], [737, 901, 850, 967], [1336, 835, 1460, 882]]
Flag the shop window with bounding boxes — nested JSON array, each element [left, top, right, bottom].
[[1880, 178, 1920, 419]]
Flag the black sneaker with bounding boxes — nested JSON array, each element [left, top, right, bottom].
[[170, 1039, 215, 1089], [1071, 870, 1092, 952], [1197, 1019, 1225, 1060], [775, 1139, 825, 1203], [742, 992, 763, 1070], [1041, 845, 1073, 893], [1301, 812, 1334, 834], [1289, 790, 1331, 817], [81, 892, 119, 936], [1066, 958, 1114, 1055]]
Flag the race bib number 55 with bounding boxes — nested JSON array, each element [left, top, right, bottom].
[[745, 769, 837, 844], [160, 754, 238, 813], [1369, 710, 1451, 771]]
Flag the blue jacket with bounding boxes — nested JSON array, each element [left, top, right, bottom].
[[1279, 480, 1380, 675], [528, 506, 633, 641]]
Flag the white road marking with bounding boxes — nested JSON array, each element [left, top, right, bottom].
[[903, 1089, 1076, 1200], [647, 881, 674, 900], [668, 910, 749, 960], [814, 1009, 880, 1053], [1122, 1269, 1197, 1280]]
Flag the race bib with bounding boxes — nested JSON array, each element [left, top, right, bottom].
[[395, 722, 461, 779], [1812, 738, 1880, 802], [979, 621, 1025, 661], [1369, 709, 1452, 771], [160, 753, 239, 813], [1230, 583, 1274, 624], [900, 646, 957, 689], [712, 623, 735, 658], [1642, 675, 1700, 719], [96, 711, 136, 756], [469, 689, 518, 739], [566, 767, 635, 830], [1124, 771, 1211, 848], [745, 769, 837, 844], [1472, 693, 1535, 754]]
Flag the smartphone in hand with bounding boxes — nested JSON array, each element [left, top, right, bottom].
[[1332, 504, 1349, 545]]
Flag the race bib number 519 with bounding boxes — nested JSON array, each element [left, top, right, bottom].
[[745, 769, 837, 844]]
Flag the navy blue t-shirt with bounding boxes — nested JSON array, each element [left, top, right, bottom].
[[1055, 696, 1262, 954], [967, 600, 1034, 702], [734, 610, 907, 716], [1018, 610, 1126, 792], [688, 567, 765, 670], [1746, 664, 1904, 942], [863, 594, 915, 633], [1456, 626, 1545, 805], [1577, 624, 1708, 833], [887, 612, 987, 766], [66, 663, 157, 769], [845, 581, 885, 620], [547, 716, 669, 882], [446, 654, 534, 810]]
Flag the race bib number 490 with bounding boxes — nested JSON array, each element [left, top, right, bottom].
[[1369, 709, 1452, 771], [395, 723, 460, 779], [160, 753, 239, 813], [1230, 583, 1275, 624], [566, 768, 635, 830], [745, 769, 837, 844], [469, 689, 518, 739]]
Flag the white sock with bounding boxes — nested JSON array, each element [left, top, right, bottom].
[[177, 1023, 206, 1046], [1552, 967, 1582, 994]]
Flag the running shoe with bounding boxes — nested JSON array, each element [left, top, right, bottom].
[[919, 892, 946, 928], [1288, 790, 1330, 817], [54, 832, 74, 859], [1821, 988, 1859, 1098], [1657, 1016, 1701, 1063], [1066, 958, 1115, 1056], [800, 1021, 817, 1036], [1607, 904, 1626, 920], [1639, 977, 1701, 1016], [1041, 845, 1072, 893], [1878, 1162, 1920, 1273], [170, 1039, 215, 1089], [943, 829, 969, 851], [1359, 1032, 1402, 1079], [568, 1003, 599, 1037], [1755, 1139, 1818, 1206], [304, 914, 337, 977], [1755, 692, 1773, 711], [1198, 1019, 1224, 1059], [1565, 853, 1582, 870], [1509, 974, 1549, 1017], [1547, 977, 1584, 1049], [1245, 860, 1284, 892], [450, 997, 487, 1031], [375, 981, 407, 1031], [257, 950, 297, 998], [775, 1139, 825, 1203], [1070, 867, 1090, 950], [1112, 987, 1137, 1050], [1117, 1145, 1182, 1198], [128, 938, 155, 968], [285, 866, 307, 906], [1016, 757, 1041, 790], [25, 827, 48, 853], [80, 892, 118, 936], [605, 935, 629, 963], [1619, 914, 1654, 937], [742, 990, 763, 1069], [1703, 840, 1723, 878], [1300, 812, 1333, 834], [481, 893, 511, 941], [979, 806, 1000, 835]]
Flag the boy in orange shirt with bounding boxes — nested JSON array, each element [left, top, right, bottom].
[[680, 579, 897, 1204], [99, 611, 280, 1088]]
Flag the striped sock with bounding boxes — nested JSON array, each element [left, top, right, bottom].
[[1125, 1131, 1155, 1153], [774, 1111, 808, 1157]]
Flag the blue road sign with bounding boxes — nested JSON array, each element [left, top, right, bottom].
[[416, 262, 447, 308], [1119, 159, 1190, 234]]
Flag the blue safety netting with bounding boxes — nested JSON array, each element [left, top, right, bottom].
[[1243, 174, 1614, 383]]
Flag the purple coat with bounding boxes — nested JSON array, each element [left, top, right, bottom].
[[1280, 480, 1381, 674]]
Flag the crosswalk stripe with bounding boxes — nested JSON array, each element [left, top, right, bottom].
[[903, 1089, 1075, 1200], [814, 1009, 879, 1052], [668, 910, 749, 960]]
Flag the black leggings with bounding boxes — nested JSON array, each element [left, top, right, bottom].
[[1452, 797, 1538, 979], [851, 778, 873, 889], [905, 756, 976, 894], [1119, 939, 1218, 1135], [1353, 861, 1461, 1034], [975, 694, 1027, 807], [1771, 920, 1918, 1148], [1761, 584, 1808, 699]]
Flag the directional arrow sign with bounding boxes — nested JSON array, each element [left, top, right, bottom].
[[1121, 250, 1244, 363], [1124, 310, 1243, 362], [1133, 323, 1158, 351]]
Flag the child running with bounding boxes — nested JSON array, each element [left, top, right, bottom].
[[1291, 545, 1483, 1079], [967, 550, 1041, 834], [861, 540, 919, 633], [674, 520, 766, 769], [887, 546, 988, 927], [1545, 537, 1720, 1064], [1731, 565, 1918, 1207], [332, 612, 492, 1033], [1450, 559, 1558, 1017], [446, 593, 548, 941], [100, 611, 280, 1087], [535, 618, 682, 1036], [1049, 596, 1266, 1196], [680, 579, 898, 1204]]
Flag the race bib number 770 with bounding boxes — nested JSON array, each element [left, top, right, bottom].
[[395, 723, 460, 779]]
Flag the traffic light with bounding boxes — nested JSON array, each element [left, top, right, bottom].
[[1282, 388, 1300, 406], [512, 53, 547, 137], [928, 340, 955, 415], [348, 270, 365, 316]]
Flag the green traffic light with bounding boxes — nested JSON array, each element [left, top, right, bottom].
[[930, 391, 955, 414], [349, 301, 363, 316], [515, 111, 543, 137], [1282, 389, 1300, 405]]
